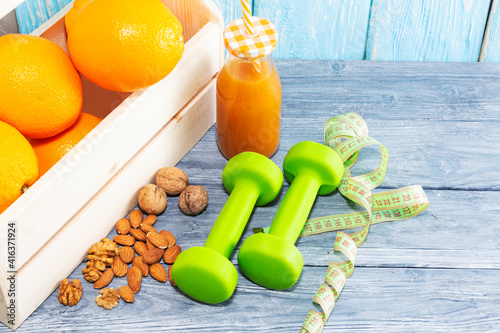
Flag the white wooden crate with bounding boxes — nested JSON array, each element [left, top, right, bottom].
[[0, 0, 223, 330]]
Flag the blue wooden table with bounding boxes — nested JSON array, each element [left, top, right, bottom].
[[1, 59, 500, 332]]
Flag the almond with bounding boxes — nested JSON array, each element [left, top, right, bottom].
[[127, 266, 142, 293], [168, 265, 175, 286], [150, 263, 168, 283], [113, 235, 135, 247], [132, 256, 149, 277], [120, 246, 135, 263], [142, 248, 164, 264], [142, 214, 157, 226], [163, 245, 181, 264], [112, 256, 127, 277], [147, 232, 169, 249], [115, 218, 131, 235], [140, 223, 158, 234], [94, 268, 114, 289], [130, 228, 147, 242], [134, 241, 148, 256], [119, 285, 134, 303], [160, 230, 176, 247], [147, 239, 156, 250], [129, 209, 143, 228]]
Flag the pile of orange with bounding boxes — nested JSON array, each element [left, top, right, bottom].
[[0, 0, 184, 214]]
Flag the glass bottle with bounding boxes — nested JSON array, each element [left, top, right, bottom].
[[216, 19, 281, 159]]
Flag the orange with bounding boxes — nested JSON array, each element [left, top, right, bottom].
[[0, 34, 83, 139], [30, 112, 101, 176], [66, 0, 185, 92], [0, 120, 39, 214]]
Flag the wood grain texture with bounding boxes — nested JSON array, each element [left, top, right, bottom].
[[366, 0, 491, 61], [15, 0, 71, 34], [480, 0, 500, 61], [1, 60, 499, 332], [254, 0, 371, 60]]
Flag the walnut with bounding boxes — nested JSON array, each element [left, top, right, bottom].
[[95, 288, 120, 309], [83, 238, 120, 282], [178, 185, 208, 216], [82, 261, 103, 282], [88, 238, 120, 257], [138, 184, 167, 214], [155, 167, 189, 196], [58, 279, 83, 306]]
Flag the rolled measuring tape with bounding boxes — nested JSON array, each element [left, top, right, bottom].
[[254, 113, 429, 332]]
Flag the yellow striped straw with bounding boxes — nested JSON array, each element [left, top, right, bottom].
[[241, 0, 254, 35], [240, 0, 261, 72]]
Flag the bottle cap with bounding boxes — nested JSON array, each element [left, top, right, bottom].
[[223, 17, 278, 59]]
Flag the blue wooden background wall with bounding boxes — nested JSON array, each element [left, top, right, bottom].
[[13, 0, 500, 62]]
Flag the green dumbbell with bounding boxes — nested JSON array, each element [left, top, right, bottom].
[[238, 141, 344, 290], [171, 152, 283, 304]]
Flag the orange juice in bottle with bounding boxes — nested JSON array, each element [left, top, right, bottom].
[[216, 17, 281, 159]]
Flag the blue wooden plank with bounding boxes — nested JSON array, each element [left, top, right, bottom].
[[366, 0, 491, 61], [254, 0, 371, 60], [15, 0, 50, 34], [0, 59, 499, 331], [480, 0, 500, 61], [15, 0, 71, 34]]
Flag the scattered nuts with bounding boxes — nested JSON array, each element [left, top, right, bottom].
[[168, 265, 175, 286], [132, 256, 149, 277], [115, 218, 131, 235], [94, 268, 114, 289], [119, 246, 135, 263], [134, 241, 148, 256], [86, 238, 120, 272], [129, 209, 143, 229], [150, 263, 168, 283], [130, 228, 147, 242], [140, 223, 158, 234], [142, 248, 164, 264], [82, 261, 103, 282], [155, 167, 189, 196], [160, 230, 176, 247], [138, 184, 167, 215], [163, 245, 181, 264], [142, 214, 157, 226], [112, 256, 128, 277], [146, 239, 156, 250], [147, 232, 169, 249], [113, 235, 135, 247], [58, 279, 82, 306], [95, 288, 120, 309], [178, 185, 208, 216], [119, 285, 135, 303], [127, 266, 142, 293]]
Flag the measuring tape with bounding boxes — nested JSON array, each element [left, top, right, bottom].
[[254, 113, 429, 332]]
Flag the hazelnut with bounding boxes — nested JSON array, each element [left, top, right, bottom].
[[155, 167, 189, 196], [138, 184, 167, 215], [178, 185, 208, 216]]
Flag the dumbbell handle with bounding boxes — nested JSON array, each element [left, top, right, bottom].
[[268, 171, 320, 243], [205, 180, 259, 258]]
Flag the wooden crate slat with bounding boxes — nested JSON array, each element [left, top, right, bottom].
[[10, 79, 216, 330], [254, 0, 372, 60], [366, 0, 491, 61]]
